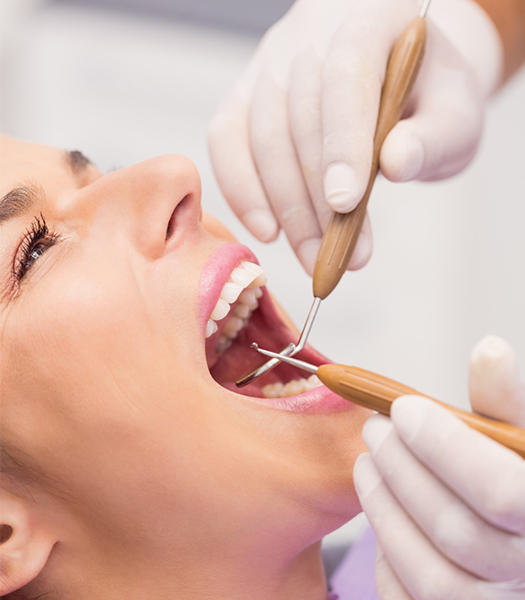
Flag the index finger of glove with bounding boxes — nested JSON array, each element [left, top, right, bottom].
[[320, 10, 413, 214], [208, 91, 279, 243], [288, 46, 333, 231], [391, 396, 525, 536], [321, 33, 383, 214], [249, 68, 324, 274]]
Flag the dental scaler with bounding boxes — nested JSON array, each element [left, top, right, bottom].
[[251, 346, 525, 460], [237, 0, 431, 388]]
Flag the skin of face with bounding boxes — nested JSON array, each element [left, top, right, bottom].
[[0, 135, 370, 599]]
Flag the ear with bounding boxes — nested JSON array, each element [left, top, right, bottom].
[[0, 487, 56, 596]]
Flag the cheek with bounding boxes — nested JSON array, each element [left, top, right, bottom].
[[1, 265, 197, 484], [3, 245, 206, 431], [4, 260, 159, 419]]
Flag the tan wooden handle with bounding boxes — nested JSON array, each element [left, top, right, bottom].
[[313, 17, 427, 299], [318, 363, 525, 459]]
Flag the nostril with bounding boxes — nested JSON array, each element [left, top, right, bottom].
[[0, 525, 13, 544], [166, 194, 190, 241], [165, 217, 174, 241]]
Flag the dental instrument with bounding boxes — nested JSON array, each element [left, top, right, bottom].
[[237, 1, 431, 388], [251, 346, 525, 459]]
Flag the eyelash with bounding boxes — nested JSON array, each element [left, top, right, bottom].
[[15, 214, 59, 282]]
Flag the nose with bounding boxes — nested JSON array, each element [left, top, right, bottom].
[[78, 154, 203, 260]]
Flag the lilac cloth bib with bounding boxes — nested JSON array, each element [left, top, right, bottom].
[[329, 527, 379, 600]]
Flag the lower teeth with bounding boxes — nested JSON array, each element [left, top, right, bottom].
[[216, 335, 233, 354], [261, 375, 322, 398]]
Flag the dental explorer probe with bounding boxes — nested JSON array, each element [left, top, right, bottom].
[[252, 346, 525, 460], [237, 1, 431, 388]]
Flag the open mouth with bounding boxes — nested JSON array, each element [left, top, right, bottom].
[[200, 245, 351, 413]]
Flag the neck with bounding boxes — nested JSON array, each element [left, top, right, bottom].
[[170, 540, 330, 600], [32, 532, 331, 600]]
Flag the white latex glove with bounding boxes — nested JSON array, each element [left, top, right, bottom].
[[208, 0, 502, 275], [354, 335, 525, 599]]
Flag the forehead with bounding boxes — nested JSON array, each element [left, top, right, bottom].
[[0, 135, 100, 199]]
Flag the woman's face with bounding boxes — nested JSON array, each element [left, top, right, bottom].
[[0, 135, 369, 561]]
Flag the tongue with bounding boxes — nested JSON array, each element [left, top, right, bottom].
[[209, 307, 300, 389], [208, 290, 331, 395], [219, 380, 266, 398]]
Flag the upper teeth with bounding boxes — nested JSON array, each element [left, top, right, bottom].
[[205, 261, 267, 352]]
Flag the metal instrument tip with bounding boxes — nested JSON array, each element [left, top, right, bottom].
[[419, 0, 432, 18], [235, 297, 322, 387], [252, 346, 319, 374]]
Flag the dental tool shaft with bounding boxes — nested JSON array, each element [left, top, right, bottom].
[[291, 297, 322, 354], [322, 363, 525, 460], [313, 14, 427, 300], [237, 10, 429, 388], [236, 343, 296, 387], [419, 0, 432, 18], [254, 347, 319, 373], [253, 348, 525, 459], [236, 298, 321, 388]]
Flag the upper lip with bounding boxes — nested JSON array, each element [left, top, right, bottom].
[[197, 242, 259, 334]]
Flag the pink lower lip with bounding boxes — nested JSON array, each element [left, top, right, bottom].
[[220, 380, 355, 415], [251, 386, 354, 415], [198, 242, 258, 331]]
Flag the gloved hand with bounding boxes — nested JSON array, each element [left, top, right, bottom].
[[209, 0, 502, 275], [354, 335, 525, 599]]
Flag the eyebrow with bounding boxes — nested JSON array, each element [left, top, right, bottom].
[[0, 184, 41, 226], [0, 150, 93, 226], [65, 149, 92, 175]]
